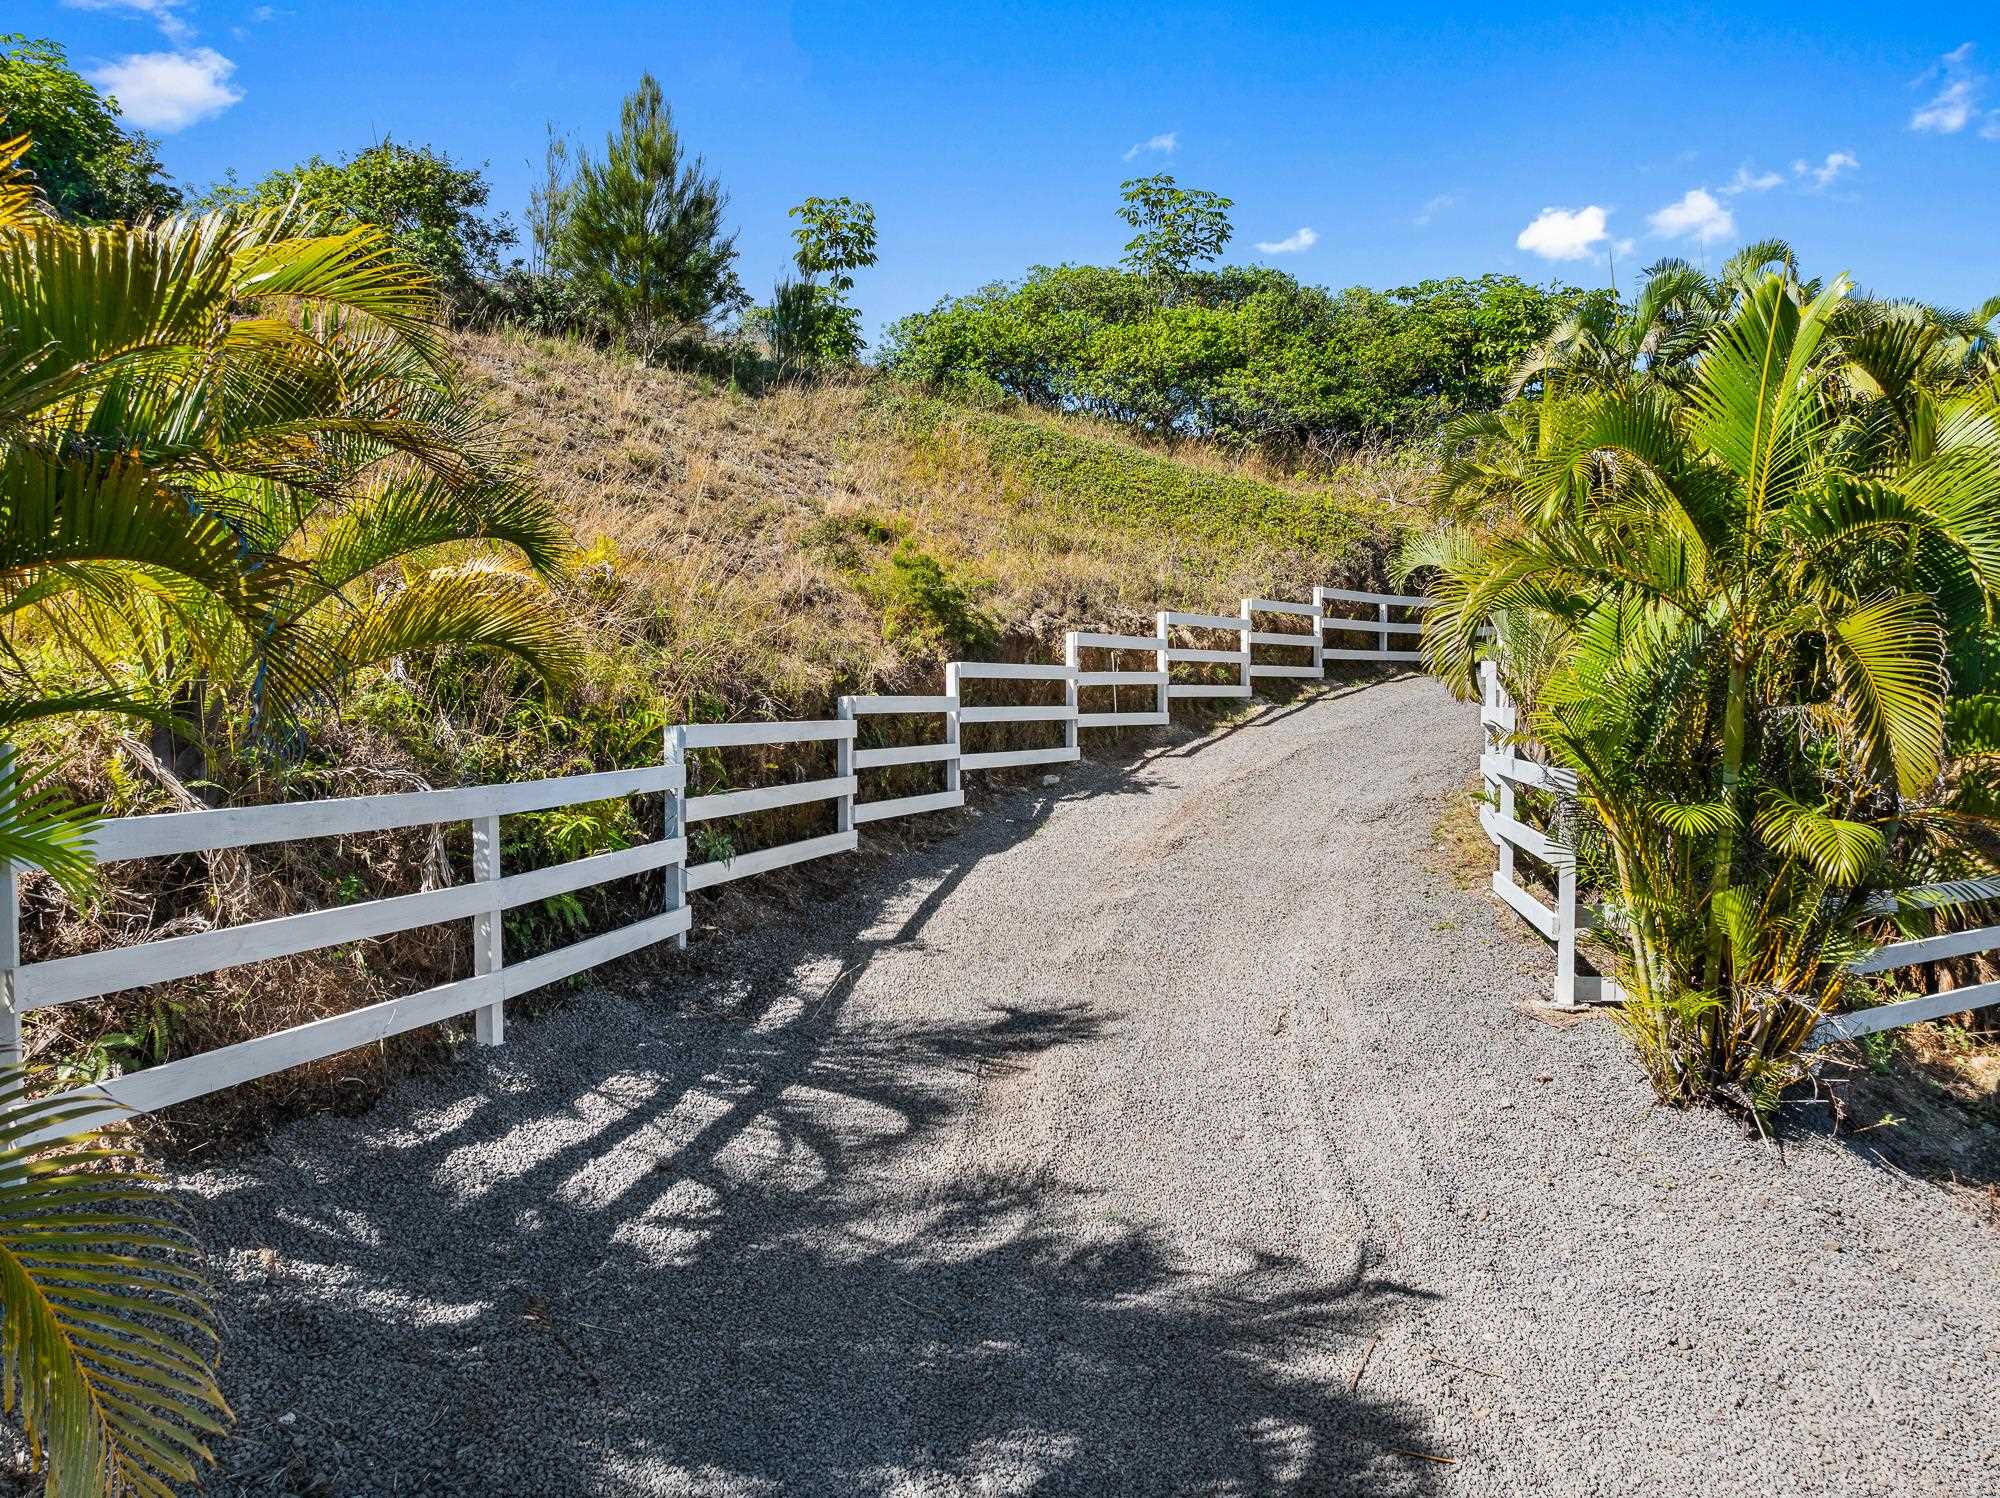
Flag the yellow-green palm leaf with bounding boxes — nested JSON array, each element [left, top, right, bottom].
[[0, 1075, 230, 1496]]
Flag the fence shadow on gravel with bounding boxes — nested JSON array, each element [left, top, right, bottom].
[[190, 786, 1449, 1496]]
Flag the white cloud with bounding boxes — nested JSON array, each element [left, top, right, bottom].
[[1255, 226, 1319, 255], [1796, 150, 1859, 189], [1913, 79, 1976, 133], [62, 0, 193, 44], [1413, 193, 1455, 227], [1910, 43, 1989, 134], [1122, 131, 1178, 162], [1612, 237, 1637, 258], [1722, 164, 1783, 195], [89, 48, 243, 132], [1648, 187, 1734, 244], [1515, 205, 1609, 261]]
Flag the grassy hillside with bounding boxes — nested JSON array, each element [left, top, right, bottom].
[[459, 328, 1424, 707], [30, 330, 1430, 1141]]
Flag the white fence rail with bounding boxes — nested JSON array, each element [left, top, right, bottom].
[[1478, 662, 2000, 1039], [7, 585, 1429, 1143]]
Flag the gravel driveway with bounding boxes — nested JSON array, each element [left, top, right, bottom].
[[180, 674, 1999, 1496]]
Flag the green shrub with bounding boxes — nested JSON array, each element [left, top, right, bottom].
[[865, 544, 998, 657]]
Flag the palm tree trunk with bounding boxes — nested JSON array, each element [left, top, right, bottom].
[[1704, 653, 1749, 988]]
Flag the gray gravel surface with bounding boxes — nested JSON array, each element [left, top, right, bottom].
[[178, 675, 2000, 1496]]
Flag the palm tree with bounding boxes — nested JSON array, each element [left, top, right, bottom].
[[2, 122, 580, 1489], [1411, 269, 2000, 1112], [1508, 240, 1803, 400], [0, 129, 576, 789]]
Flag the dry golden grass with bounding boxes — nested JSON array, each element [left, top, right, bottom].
[[460, 327, 1416, 684]]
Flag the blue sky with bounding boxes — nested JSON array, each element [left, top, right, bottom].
[[19, 1, 2000, 343]]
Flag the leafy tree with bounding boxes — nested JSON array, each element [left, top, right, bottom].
[[1411, 265, 2000, 1114], [883, 258, 1594, 455], [751, 195, 878, 379], [1117, 173, 1233, 282], [0, 34, 179, 221], [556, 74, 743, 359], [528, 121, 576, 276], [214, 140, 514, 315], [481, 123, 604, 339], [789, 194, 877, 292]]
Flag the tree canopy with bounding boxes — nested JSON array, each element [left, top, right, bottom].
[[554, 73, 742, 358], [0, 34, 180, 222], [210, 139, 514, 313], [883, 261, 1606, 457]]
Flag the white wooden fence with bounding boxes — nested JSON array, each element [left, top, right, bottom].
[[1477, 662, 1617, 1009], [1817, 880, 2000, 1046], [1478, 661, 2000, 1040], [3, 586, 1428, 1144]]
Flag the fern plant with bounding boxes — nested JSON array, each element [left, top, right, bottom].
[[0, 1074, 230, 1495]]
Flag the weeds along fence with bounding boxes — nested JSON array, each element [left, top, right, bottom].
[[3, 587, 1428, 1146], [1478, 661, 2000, 1040]]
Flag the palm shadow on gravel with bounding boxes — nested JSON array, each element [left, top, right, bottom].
[[188, 799, 1447, 1497]]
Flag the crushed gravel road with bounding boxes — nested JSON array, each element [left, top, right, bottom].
[[179, 675, 2000, 1496]]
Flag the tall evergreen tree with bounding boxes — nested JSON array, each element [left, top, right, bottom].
[[555, 74, 741, 358]]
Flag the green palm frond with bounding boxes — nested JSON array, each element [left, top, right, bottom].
[[1753, 789, 1885, 885], [1945, 693, 2000, 755], [1648, 798, 1740, 837], [0, 447, 292, 621], [1828, 592, 1947, 794], [0, 754, 98, 897], [0, 131, 43, 230], [284, 567, 578, 716], [0, 219, 235, 369], [1685, 272, 1847, 529], [230, 220, 443, 365], [0, 1075, 230, 1496], [302, 475, 570, 590]]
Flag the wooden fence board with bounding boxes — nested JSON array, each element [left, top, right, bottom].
[[90, 764, 686, 862], [18, 905, 695, 1147], [20, 838, 687, 1009], [854, 790, 966, 824], [685, 831, 858, 892], [686, 776, 855, 822], [853, 742, 956, 769]]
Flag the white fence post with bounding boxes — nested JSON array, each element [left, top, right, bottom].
[[943, 664, 962, 797], [471, 814, 504, 1046], [1155, 610, 1173, 717], [1238, 598, 1255, 695], [664, 725, 689, 951], [1377, 600, 1390, 656], [1063, 632, 1081, 757], [1555, 860, 1580, 1009], [0, 745, 18, 1072], [1488, 665, 1517, 884], [835, 697, 856, 835], [1311, 587, 1327, 676]]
